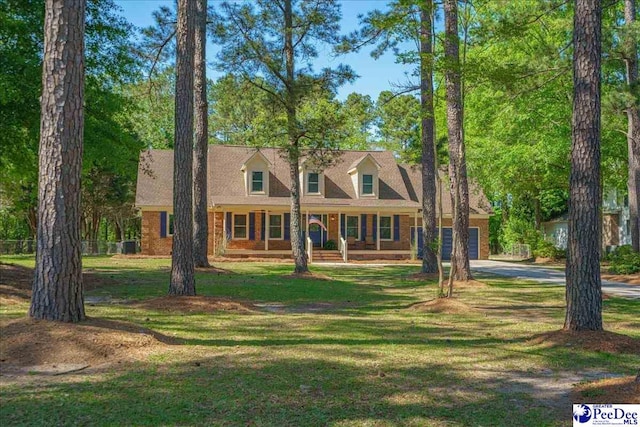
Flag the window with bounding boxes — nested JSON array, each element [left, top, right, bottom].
[[168, 214, 174, 236], [379, 216, 392, 240], [251, 171, 264, 193], [362, 174, 373, 195], [233, 214, 248, 239], [308, 172, 319, 193], [346, 215, 359, 239], [269, 214, 283, 239]]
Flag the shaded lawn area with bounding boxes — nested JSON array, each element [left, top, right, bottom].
[[1, 256, 639, 426]]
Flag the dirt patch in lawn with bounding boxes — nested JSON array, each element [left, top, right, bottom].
[[407, 298, 477, 314], [132, 296, 256, 313], [571, 376, 640, 403], [0, 317, 176, 367], [529, 330, 640, 355], [0, 263, 119, 304], [601, 273, 640, 285]]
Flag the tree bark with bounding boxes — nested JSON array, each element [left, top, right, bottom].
[[420, 0, 438, 274], [169, 0, 196, 295], [624, 0, 640, 252], [564, 0, 602, 331], [284, 0, 308, 273], [444, 0, 472, 282], [193, 0, 210, 268], [30, 0, 86, 322]]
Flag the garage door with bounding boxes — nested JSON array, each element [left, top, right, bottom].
[[410, 227, 479, 260]]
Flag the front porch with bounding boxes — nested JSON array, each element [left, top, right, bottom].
[[215, 209, 421, 263]]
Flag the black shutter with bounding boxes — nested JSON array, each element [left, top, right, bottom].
[[284, 213, 291, 240], [160, 212, 167, 238], [261, 213, 266, 240], [340, 214, 346, 238], [361, 214, 367, 241], [249, 212, 255, 240], [393, 215, 400, 241], [225, 212, 232, 240]]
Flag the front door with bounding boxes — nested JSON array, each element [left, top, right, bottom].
[[308, 214, 327, 248]]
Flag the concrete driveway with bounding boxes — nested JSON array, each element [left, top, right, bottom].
[[470, 260, 640, 299]]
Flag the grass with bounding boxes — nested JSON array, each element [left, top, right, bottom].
[[1, 256, 639, 426]]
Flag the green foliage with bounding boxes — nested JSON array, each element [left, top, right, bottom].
[[500, 216, 540, 253], [607, 247, 640, 274], [0, 0, 144, 239], [533, 239, 565, 260], [324, 240, 337, 250]]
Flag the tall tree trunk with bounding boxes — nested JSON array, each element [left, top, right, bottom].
[[420, 0, 438, 274], [193, 0, 210, 268], [169, 0, 196, 296], [624, 0, 640, 252], [284, 0, 308, 273], [30, 0, 86, 322], [565, 0, 602, 331], [444, 0, 472, 283]]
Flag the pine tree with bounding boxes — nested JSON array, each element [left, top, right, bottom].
[[565, 0, 603, 331], [169, 0, 196, 295], [29, 0, 86, 322]]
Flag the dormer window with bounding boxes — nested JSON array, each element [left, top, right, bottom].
[[362, 174, 373, 195], [241, 150, 271, 196], [308, 173, 319, 193], [251, 171, 264, 193]]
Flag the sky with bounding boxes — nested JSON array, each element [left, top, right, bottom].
[[113, 0, 417, 101]]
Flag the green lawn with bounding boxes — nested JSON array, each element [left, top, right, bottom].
[[1, 256, 638, 426]]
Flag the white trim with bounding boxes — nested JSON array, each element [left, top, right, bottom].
[[268, 213, 285, 240], [361, 174, 375, 196], [250, 171, 265, 194], [307, 172, 320, 194], [232, 213, 249, 240], [378, 215, 393, 241], [345, 215, 360, 241]]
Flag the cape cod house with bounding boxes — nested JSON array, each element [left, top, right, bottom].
[[135, 146, 492, 261]]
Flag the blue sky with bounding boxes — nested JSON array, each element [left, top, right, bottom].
[[113, 0, 417, 100]]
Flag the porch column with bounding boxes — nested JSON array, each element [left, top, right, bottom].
[[414, 210, 418, 248], [338, 210, 341, 240], [265, 209, 269, 251], [376, 210, 380, 251], [306, 209, 309, 247]]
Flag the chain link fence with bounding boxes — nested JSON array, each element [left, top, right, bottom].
[[0, 240, 139, 256]]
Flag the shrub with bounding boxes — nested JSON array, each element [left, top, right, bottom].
[[533, 239, 560, 260], [607, 246, 640, 274], [324, 239, 337, 250]]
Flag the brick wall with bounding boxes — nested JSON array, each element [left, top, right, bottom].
[[141, 211, 173, 255], [142, 209, 490, 260]]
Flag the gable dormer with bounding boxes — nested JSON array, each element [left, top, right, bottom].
[[348, 153, 381, 198], [240, 150, 271, 196], [299, 159, 325, 197]]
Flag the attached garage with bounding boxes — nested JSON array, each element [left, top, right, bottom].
[[411, 227, 480, 260]]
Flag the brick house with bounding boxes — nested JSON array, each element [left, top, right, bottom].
[[135, 145, 492, 261]]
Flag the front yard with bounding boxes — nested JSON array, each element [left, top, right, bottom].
[[1, 257, 638, 426]]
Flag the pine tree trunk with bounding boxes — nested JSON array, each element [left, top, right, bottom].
[[30, 0, 86, 322], [624, 0, 640, 252], [169, 0, 196, 296], [420, 0, 438, 274], [192, 0, 210, 268], [444, 0, 472, 282], [284, 0, 308, 273], [564, 0, 602, 331]]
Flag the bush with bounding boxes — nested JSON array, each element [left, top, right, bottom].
[[607, 246, 640, 274], [533, 239, 563, 260], [324, 240, 337, 250]]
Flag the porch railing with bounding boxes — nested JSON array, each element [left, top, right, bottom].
[[339, 236, 348, 262], [306, 236, 313, 263]]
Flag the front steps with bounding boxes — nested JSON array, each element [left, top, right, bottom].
[[311, 250, 344, 263]]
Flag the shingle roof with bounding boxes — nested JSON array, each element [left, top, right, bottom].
[[135, 145, 492, 215]]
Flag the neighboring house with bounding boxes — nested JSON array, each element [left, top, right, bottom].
[[541, 188, 631, 250], [135, 146, 493, 261]]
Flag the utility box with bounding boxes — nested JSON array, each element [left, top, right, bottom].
[[121, 240, 137, 255]]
